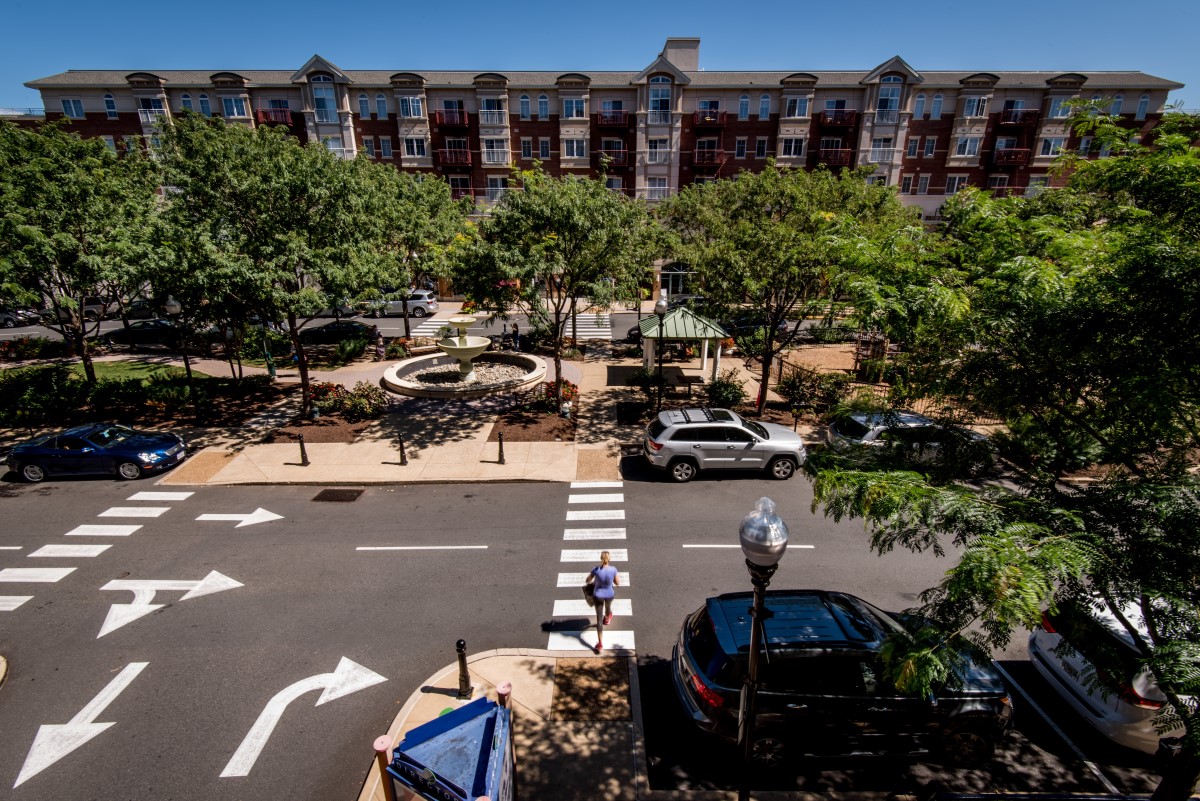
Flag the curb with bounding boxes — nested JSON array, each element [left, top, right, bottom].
[[0, 655, 8, 691]]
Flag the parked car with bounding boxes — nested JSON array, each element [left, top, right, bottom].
[[298, 320, 377, 345], [123, 299, 161, 319], [826, 410, 994, 472], [0, 308, 41, 327], [366, 289, 440, 318], [101, 319, 185, 349], [667, 294, 709, 312], [1028, 597, 1185, 754], [720, 313, 793, 343], [313, 303, 357, 318], [643, 407, 807, 482], [6, 423, 188, 482], [40, 296, 120, 323], [672, 589, 1013, 768]]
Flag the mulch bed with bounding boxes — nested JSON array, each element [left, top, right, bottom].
[[263, 414, 372, 443], [488, 407, 576, 442]]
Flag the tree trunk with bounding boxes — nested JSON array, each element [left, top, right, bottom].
[[1151, 752, 1200, 801], [181, 347, 201, 422], [571, 296, 578, 348], [757, 339, 772, 415], [76, 327, 96, 384], [402, 297, 411, 339], [288, 313, 311, 418]]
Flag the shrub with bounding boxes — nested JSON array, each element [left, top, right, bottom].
[[543, 378, 579, 407], [336, 337, 368, 363], [624, 367, 661, 403], [0, 364, 85, 428], [733, 328, 765, 359], [775, 366, 852, 412], [90, 378, 149, 417], [385, 338, 410, 359], [0, 336, 72, 362], [704, 369, 748, 408], [311, 381, 349, 414], [343, 381, 389, 421], [239, 328, 292, 360]]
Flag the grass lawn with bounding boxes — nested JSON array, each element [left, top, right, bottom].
[[67, 361, 216, 381]]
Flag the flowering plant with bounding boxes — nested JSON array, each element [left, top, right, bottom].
[[543, 378, 579, 404]]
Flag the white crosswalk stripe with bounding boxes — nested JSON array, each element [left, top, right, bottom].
[[547, 631, 635, 651], [553, 599, 632, 617], [0, 596, 33, 611], [567, 493, 623, 504], [570, 481, 623, 489], [563, 528, 626, 540], [99, 507, 170, 518], [65, 524, 141, 537], [564, 313, 611, 340], [557, 572, 630, 587], [561, 548, 627, 562], [566, 509, 624, 521], [127, 491, 193, 501], [0, 567, 76, 583], [406, 316, 450, 337], [28, 544, 111, 558]]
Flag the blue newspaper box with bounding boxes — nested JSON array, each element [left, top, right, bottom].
[[386, 696, 514, 801]]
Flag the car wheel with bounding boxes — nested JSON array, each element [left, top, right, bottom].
[[411, 307, 427, 318], [768, 457, 797, 480], [371, 309, 381, 318], [668, 459, 697, 483], [20, 463, 46, 483], [750, 730, 789, 770], [941, 724, 995, 767], [2, 319, 13, 328], [116, 461, 142, 481]]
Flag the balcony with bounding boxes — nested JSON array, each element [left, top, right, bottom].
[[484, 187, 507, 203], [693, 110, 727, 126], [821, 110, 857, 126], [647, 110, 671, 126], [645, 187, 670, 201], [478, 110, 507, 126], [595, 149, 628, 166], [866, 148, 894, 163], [138, 109, 169, 124], [449, 184, 473, 200], [255, 108, 293, 125], [482, 149, 510, 165], [0, 107, 45, 118], [999, 109, 1039, 126], [692, 149, 727, 166], [874, 109, 899, 124], [993, 148, 1030, 166], [597, 110, 628, 126], [818, 148, 853, 166], [437, 149, 473, 166], [646, 150, 671, 165], [434, 109, 469, 127]]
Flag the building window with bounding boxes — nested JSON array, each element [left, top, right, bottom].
[[930, 94, 943, 119], [1135, 94, 1149, 120], [945, 175, 967, 194], [780, 138, 805, 157], [199, 94, 211, 117], [398, 97, 423, 118], [101, 136, 116, 152], [917, 175, 930, 194], [380, 137, 392, 158], [123, 135, 139, 154], [996, 136, 1017, 150], [906, 138, 919, 158], [1047, 97, 1069, 119], [223, 97, 248, 118], [962, 96, 988, 118], [483, 138, 508, 164], [181, 94, 192, 112], [563, 138, 587, 158], [735, 138, 747, 158], [870, 137, 893, 162], [923, 137, 936, 157], [1040, 137, 1065, 156], [987, 176, 1009, 190], [755, 138, 768, 158], [60, 99, 84, 118], [901, 175, 913, 193], [486, 177, 507, 202], [606, 176, 622, 192], [519, 95, 530, 120], [358, 94, 370, 117], [1078, 136, 1093, 156], [784, 97, 809, 118], [563, 98, 584, 119], [404, 138, 426, 157], [738, 94, 749, 120], [759, 94, 770, 119], [649, 76, 672, 125], [521, 138, 532, 159], [104, 94, 117, 119], [538, 94, 549, 119], [955, 137, 980, 157], [1027, 176, 1049, 195], [363, 138, 376, 158], [376, 94, 387, 118], [1099, 142, 1112, 158], [1110, 94, 1123, 115], [913, 94, 926, 119], [447, 176, 470, 198], [648, 138, 669, 163], [312, 76, 336, 123], [647, 177, 669, 201]]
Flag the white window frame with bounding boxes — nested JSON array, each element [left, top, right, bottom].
[[1135, 94, 1149, 120], [521, 138, 533, 159], [223, 97, 248, 118], [1047, 97, 1070, 119], [986, 175, 1009, 190], [945, 175, 968, 194], [646, 176, 669, 201], [483, 138, 509, 164], [199, 94, 212, 117], [784, 97, 809, 118], [923, 137, 936, 157], [404, 138, 426, 157], [519, 95, 530, 120], [101, 135, 116, 152], [398, 96, 423, 118], [376, 94, 387, 118], [379, 137, 393, 158], [916, 175, 930, 195], [906, 138, 919, 158], [735, 138, 747, 159], [358, 94, 370, 117], [61, 98, 84, 118], [901, 175, 913, 193], [780, 138, 805, 157], [181, 94, 193, 112], [930, 94, 943, 119], [1078, 136, 1093, 156], [1110, 94, 1123, 115], [955, 137, 980, 157], [486, 176, 507, 202], [563, 98, 584, 119], [606, 176, 623, 192], [961, 96, 988, 118], [759, 94, 770, 119], [104, 94, 117, 119], [538, 95, 549, 119], [913, 94, 926, 119], [995, 136, 1017, 150], [755, 138, 768, 158], [647, 138, 669, 164], [1040, 137, 1065, 157], [738, 94, 749, 120], [363, 137, 376, 158], [539, 138, 551, 159], [312, 77, 336, 123], [563, 138, 587, 158]]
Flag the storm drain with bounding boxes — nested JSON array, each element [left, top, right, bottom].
[[312, 489, 364, 502]]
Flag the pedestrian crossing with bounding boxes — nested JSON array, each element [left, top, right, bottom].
[[547, 480, 635, 652], [564, 313, 611, 340], [407, 316, 449, 337]]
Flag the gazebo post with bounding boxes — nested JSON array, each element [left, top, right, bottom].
[[712, 340, 722, 380], [642, 336, 654, 370], [700, 339, 710, 373]]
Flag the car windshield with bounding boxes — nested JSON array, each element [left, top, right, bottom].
[[742, 419, 768, 439], [89, 425, 135, 448]]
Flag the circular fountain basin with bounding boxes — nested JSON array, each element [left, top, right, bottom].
[[382, 352, 547, 399]]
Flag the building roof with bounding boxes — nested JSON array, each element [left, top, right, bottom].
[[638, 308, 729, 341]]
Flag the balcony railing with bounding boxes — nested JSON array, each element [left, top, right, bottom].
[[434, 109, 469, 126], [692, 149, 727, 166], [0, 107, 45, 117], [1000, 109, 1039, 125], [874, 109, 899, 124], [866, 148, 894, 163], [484, 187, 507, 203], [478, 110, 508, 126], [255, 108, 293, 124], [438, 149, 473, 166], [993, 148, 1030, 166], [821, 110, 857, 126], [646, 150, 671, 164], [818, 148, 853, 166], [597, 110, 628, 126], [450, 185, 473, 200], [645, 187, 671, 201], [138, 109, 169, 124], [315, 110, 338, 123], [482, 149, 510, 165], [595, 149, 628, 166], [693, 110, 727, 126], [647, 110, 671, 126]]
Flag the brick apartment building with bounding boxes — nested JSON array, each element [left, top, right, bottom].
[[9, 37, 1184, 222]]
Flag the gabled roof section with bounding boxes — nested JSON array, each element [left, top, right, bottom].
[[959, 72, 1000, 88], [1047, 72, 1088, 88], [473, 72, 509, 87], [124, 72, 165, 89], [210, 71, 248, 88], [638, 308, 728, 340], [389, 72, 426, 88], [555, 72, 591, 88], [861, 55, 922, 85], [632, 54, 691, 86], [780, 72, 819, 88], [290, 55, 351, 85]]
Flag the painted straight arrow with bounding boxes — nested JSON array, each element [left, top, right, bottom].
[[15, 662, 148, 787], [196, 508, 283, 528], [220, 657, 386, 778], [97, 571, 243, 638]]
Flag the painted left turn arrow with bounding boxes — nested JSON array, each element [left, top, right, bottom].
[[196, 508, 283, 528], [15, 662, 148, 787], [98, 571, 243, 637]]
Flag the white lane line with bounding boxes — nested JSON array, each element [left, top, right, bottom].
[[0, 567, 76, 583], [1, 596, 34, 611], [558, 572, 630, 587], [566, 509, 624, 521], [563, 528, 626, 541], [28, 544, 112, 558], [553, 599, 632, 617], [561, 549, 627, 562], [0, 546, 22, 550], [547, 631, 635, 651], [570, 481, 623, 489], [98, 507, 169, 518], [66, 525, 142, 537], [355, 546, 488, 551], [567, 493, 623, 504], [682, 544, 815, 549], [127, 491, 193, 501], [991, 662, 1120, 793]]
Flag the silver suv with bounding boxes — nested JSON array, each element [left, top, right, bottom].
[[643, 407, 807, 482], [368, 289, 439, 318]]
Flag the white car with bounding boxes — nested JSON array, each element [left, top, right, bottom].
[[369, 289, 439, 318], [1028, 597, 1185, 754]]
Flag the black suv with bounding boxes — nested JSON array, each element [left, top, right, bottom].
[[672, 590, 1012, 768]]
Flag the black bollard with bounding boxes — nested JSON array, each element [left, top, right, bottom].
[[456, 639, 471, 698], [497, 431, 505, 465], [398, 434, 408, 466], [298, 433, 310, 467]]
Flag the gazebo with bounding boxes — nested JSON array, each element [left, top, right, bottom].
[[637, 307, 730, 380]]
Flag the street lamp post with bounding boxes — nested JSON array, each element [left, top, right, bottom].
[[737, 497, 789, 801], [654, 293, 668, 411]]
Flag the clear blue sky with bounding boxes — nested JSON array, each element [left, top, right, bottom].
[[1, 0, 1193, 111]]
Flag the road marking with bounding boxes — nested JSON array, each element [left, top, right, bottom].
[[220, 657, 386, 778], [563, 527, 626, 540], [98, 571, 244, 638], [553, 599, 632, 617], [1, 596, 33, 611], [566, 509, 624, 521], [28, 544, 112, 558], [558, 572, 630, 587], [682, 544, 815, 549], [547, 631, 635, 651], [127, 491, 193, 501], [196, 508, 283, 528], [99, 507, 169, 518], [355, 546, 488, 551], [560, 549, 627, 562], [570, 481, 623, 489], [568, 493, 623, 504], [15, 661, 148, 787], [65, 524, 141, 537], [0, 546, 23, 550], [992, 662, 1120, 794], [0, 568, 76, 583]]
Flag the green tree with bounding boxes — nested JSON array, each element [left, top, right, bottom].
[[0, 121, 158, 383]]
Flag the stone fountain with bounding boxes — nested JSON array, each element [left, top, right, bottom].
[[438, 316, 491, 382]]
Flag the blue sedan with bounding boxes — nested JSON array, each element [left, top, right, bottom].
[[6, 423, 187, 483]]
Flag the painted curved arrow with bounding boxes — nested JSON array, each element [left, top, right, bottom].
[[220, 657, 386, 778], [97, 571, 243, 638]]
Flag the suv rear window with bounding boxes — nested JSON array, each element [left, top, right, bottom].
[[832, 417, 871, 440], [687, 610, 737, 684], [647, 419, 668, 440], [1047, 601, 1142, 685]]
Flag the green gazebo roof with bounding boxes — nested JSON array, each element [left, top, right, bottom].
[[637, 307, 729, 340]]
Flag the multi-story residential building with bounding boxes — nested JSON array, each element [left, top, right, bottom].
[[11, 38, 1183, 219]]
